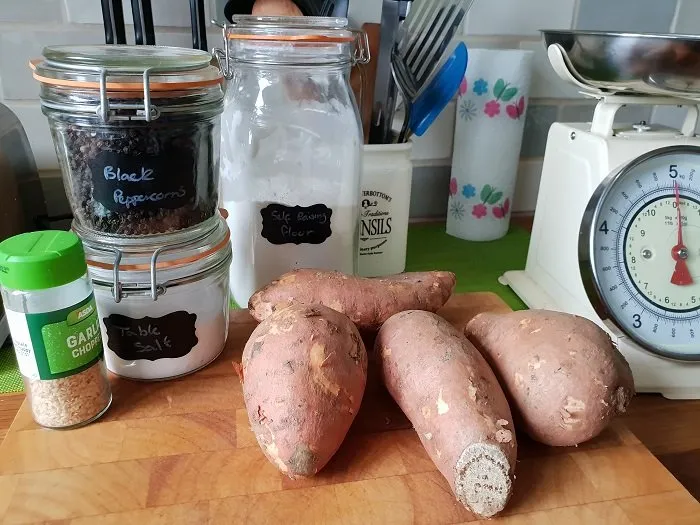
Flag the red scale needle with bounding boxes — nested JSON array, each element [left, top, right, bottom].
[[671, 181, 693, 286]]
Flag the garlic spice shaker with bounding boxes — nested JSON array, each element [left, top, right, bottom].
[[0, 231, 111, 429]]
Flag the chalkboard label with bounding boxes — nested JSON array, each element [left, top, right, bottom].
[[103, 312, 198, 362], [261, 204, 333, 245], [89, 149, 195, 213]]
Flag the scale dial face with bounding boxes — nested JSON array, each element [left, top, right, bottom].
[[581, 146, 700, 360]]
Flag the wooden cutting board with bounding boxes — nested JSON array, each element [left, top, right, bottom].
[[0, 293, 698, 524]]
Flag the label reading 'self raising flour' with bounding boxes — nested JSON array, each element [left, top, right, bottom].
[[5, 294, 103, 380]]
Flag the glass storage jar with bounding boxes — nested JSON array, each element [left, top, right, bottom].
[[32, 45, 224, 236], [216, 16, 369, 307], [76, 213, 232, 381]]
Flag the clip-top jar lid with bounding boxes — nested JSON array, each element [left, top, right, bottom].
[[77, 213, 231, 303], [226, 16, 355, 43], [32, 45, 223, 92]]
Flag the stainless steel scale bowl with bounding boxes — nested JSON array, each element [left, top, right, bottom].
[[543, 29, 700, 96]]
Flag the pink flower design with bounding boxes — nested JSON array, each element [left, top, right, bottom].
[[459, 78, 468, 97], [484, 100, 501, 118], [472, 203, 488, 219], [492, 198, 511, 219], [449, 178, 458, 196]]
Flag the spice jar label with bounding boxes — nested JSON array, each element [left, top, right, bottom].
[[260, 204, 333, 245], [4, 295, 104, 380], [103, 311, 199, 362], [89, 149, 195, 213]]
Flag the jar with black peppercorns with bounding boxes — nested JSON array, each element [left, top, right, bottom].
[[32, 45, 224, 236]]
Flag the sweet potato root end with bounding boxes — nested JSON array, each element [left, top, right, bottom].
[[455, 443, 512, 519]]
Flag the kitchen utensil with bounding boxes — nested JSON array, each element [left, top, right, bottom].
[[190, 0, 208, 51], [395, 41, 467, 142], [543, 30, 700, 95], [2, 293, 699, 523], [0, 103, 47, 346], [351, 23, 381, 143], [384, 0, 474, 144], [131, 0, 155, 45], [369, 0, 412, 144], [502, 31, 700, 398], [447, 48, 533, 242], [100, 0, 127, 44], [399, 0, 473, 89]]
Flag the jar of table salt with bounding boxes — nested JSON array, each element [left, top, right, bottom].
[[76, 213, 232, 380], [32, 45, 224, 236], [0, 231, 112, 429]]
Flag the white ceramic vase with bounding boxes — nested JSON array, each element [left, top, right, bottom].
[[447, 48, 534, 242]]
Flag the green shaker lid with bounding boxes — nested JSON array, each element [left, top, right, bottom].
[[0, 231, 87, 291]]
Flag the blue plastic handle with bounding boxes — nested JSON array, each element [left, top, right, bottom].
[[410, 42, 469, 137]]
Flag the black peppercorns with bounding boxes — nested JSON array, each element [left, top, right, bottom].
[[53, 120, 219, 236]]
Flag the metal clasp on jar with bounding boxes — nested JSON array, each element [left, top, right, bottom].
[[97, 67, 160, 122]]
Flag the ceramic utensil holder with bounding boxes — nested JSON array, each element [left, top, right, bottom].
[[359, 142, 413, 277], [447, 48, 534, 242]]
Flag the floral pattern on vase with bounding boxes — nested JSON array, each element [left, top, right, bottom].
[[448, 182, 511, 222]]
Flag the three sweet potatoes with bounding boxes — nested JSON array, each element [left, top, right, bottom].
[[239, 303, 368, 479], [465, 310, 635, 447], [376, 311, 517, 518], [248, 269, 456, 331]]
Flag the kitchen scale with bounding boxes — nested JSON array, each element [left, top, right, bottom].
[[502, 30, 700, 399]]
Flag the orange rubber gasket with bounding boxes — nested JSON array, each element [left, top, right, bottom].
[[227, 34, 354, 42], [86, 230, 231, 272], [32, 71, 223, 91]]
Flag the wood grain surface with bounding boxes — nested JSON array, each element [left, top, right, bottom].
[[0, 293, 698, 524]]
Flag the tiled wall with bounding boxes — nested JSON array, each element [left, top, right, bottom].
[[0, 0, 694, 219]]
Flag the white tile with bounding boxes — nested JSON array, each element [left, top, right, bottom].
[[520, 40, 583, 99], [0, 0, 64, 22], [3, 101, 58, 171], [673, 0, 700, 34], [63, 0, 202, 28], [0, 29, 105, 100], [464, 0, 576, 36], [513, 159, 543, 213], [348, 0, 383, 26], [408, 100, 457, 162]]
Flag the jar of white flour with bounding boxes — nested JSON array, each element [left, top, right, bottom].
[[76, 214, 231, 380], [217, 16, 369, 307]]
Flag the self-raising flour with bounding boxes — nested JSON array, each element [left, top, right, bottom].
[[221, 82, 362, 307]]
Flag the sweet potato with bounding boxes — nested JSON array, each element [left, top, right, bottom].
[[239, 303, 367, 479], [376, 311, 517, 518], [465, 310, 635, 447], [249, 269, 456, 331]]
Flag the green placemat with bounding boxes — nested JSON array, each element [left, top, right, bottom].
[[0, 342, 23, 394], [405, 223, 529, 311], [1, 223, 530, 395]]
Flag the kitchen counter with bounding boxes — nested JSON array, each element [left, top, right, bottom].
[[0, 220, 699, 505]]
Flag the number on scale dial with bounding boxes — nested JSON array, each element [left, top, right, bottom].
[[583, 147, 700, 360]]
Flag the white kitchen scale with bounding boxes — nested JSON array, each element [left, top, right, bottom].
[[502, 31, 700, 399]]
